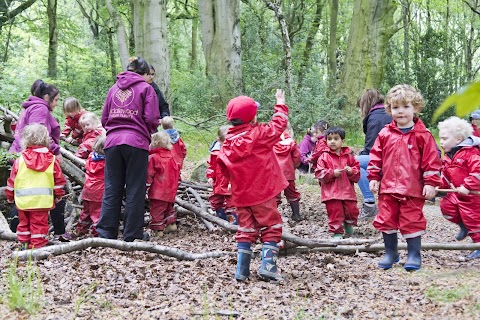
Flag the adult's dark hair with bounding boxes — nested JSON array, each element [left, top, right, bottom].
[[325, 126, 346, 140], [127, 56, 150, 75], [31, 79, 59, 103]]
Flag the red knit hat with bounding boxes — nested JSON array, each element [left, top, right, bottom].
[[226, 96, 258, 123]]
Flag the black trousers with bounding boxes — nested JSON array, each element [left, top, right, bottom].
[[9, 199, 66, 235], [96, 145, 148, 242]]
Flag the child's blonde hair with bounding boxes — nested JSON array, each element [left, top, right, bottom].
[[63, 97, 83, 115], [92, 135, 106, 155], [21, 124, 50, 149], [161, 116, 174, 130], [79, 112, 101, 128], [438, 116, 473, 141], [150, 131, 172, 150], [385, 84, 425, 116], [218, 125, 232, 142]]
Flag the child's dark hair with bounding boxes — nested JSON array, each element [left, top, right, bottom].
[[127, 56, 150, 75], [31, 79, 59, 103], [313, 120, 330, 133], [325, 126, 346, 140]]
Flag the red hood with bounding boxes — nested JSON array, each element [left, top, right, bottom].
[[21, 146, 55, 171], [325, 146, 353, 156], [149, 147, 172, 157], [273, 133, 295, 155], [387, 117, 428, 133]]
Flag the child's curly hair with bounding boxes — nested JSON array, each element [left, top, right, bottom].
[[385, 84, 425, 116], [150, 131, 172, 150], [21, 124, 50, 149], [438, 116, 473, 141]]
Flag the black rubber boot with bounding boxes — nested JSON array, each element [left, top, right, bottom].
[[455, 221, 468, 241], [290, 201, 303, 222], [378, 232, 399, 269], [405, 236, 422, 271]]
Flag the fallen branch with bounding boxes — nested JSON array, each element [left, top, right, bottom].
[[186, 187, 215, 232], [12, 238, 233, 261], [179, 181, 212, 192], [0, 211, 16, 241], [175, 197, 379, 247], [282, 242, 480, 255], [60, 148, 86, 168]]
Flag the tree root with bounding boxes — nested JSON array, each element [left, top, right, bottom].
[[0, 211, 16, 241], [12, 237, 233, 261]]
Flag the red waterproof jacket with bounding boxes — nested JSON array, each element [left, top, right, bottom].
[[146, 148, 181, 202], [218, 104, 289, 207], [206, 143, 230, 195], [273, 132, 301, 180], [315, 147, 360, 202], [368, 118, 442, 198], [309, 137, 328, 165], [440, 136, 480, 191], [172, 138, 187, 168], [61, 110, 87, 142], [6, 146, 66, 208], [82, 152, 105, 202], [75, 127, 106, 159]]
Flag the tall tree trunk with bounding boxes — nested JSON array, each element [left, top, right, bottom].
[[327, 0, 338, 96], [2, 19, 13, 62], [339, 0, 397, 109], [264, 0, 292, 93], [198, 0, 243, 107], [105, 0, 129, 70], [299, 0, 323, 87], [402, 0, 410, 82], [132, 0, 170, 102], [47, 0, 58, 78], [190, 17, 198, 69], [107, 28, 117, 82]]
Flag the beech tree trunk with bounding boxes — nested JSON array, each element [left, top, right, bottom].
[[198, 0, 242, 108], [340, 0, 397, 109], [47, 0, 58, 78], [105, 0, 129, 71], [327, 0, 338, 96], [299, 0, 323, 87]]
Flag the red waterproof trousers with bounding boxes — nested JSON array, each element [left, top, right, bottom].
[[276, 180, 301, 205], [373, 194, 426, 238], [235, 197, 283, 243], [440, 193, 480, 243], [324, 200, 359, 234], [149, 199, 176, 231], [17, 210, 49, 248], [76, 200, 102, 236]]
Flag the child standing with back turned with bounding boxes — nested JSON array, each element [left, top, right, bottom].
[[218, 89, 288, 282], [6, 124, 66, 249], [315, 127, 360, 238], [368, 84, 442, 271]]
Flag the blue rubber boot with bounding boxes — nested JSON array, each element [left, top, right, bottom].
[[378, 232, 400, 269], [258, 242, 282, 281], [216, 208, 228, 221], [404, 236, 422, 271], [226, 210, 238, 225], [466, 250, 480, 259], [455, 221, 468, 241], [235, 242, 252, 281]]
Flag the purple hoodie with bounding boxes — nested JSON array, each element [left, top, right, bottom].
[[298, 134, 315, 165], [10, 96, 61, 155], [102, 71, 160, 150]]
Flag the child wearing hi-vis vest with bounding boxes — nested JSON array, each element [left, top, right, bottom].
[[6, 124, 66, 249]]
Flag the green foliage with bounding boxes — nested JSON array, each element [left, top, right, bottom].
[[4, 256, 44, 314], [0, 148, 17, 167], [425, 284, 471, 303], [433, 82, 480, 121]]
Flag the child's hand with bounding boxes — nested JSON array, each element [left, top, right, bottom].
[[333, 169, 343, 177], [207, 178, 214, 186], [54, 197, 62, 204], [422, 185, 437, 199], [7, 199, 14, 204], [369, 180, 379, 193], [275, 89, 285, 105], [457, 185, 470, 195], [65, 137, 74, 144], [344, 166, 352, 175]]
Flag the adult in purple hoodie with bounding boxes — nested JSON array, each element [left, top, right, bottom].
[[96, 57, 160, 242]]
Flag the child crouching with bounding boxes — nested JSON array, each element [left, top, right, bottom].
[[315, 127, 360, 238], [438, 116, 480, 259], [146, 131, 181, 237], [6, 124, 66, 249]]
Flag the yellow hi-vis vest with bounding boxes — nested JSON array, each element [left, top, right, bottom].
[[14, 155, 55, 210]]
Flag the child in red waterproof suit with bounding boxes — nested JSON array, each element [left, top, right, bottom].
[[438, 116, 480, 259], [75, 135, 106, 237], [469, 110, 480, 138], [315, 127, 360, 238], [218, 89, 288, 282], [206, 125, 236, 222], [6, 124, 66, 249], [60, 97, 87, 145], [307, 120, 330, 166], [368, 84, 442, 271], [75, 112, 106, 159], [161, 116, 187, 169], [273, 124, 303, 222], [146, 131, 181, 237]]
